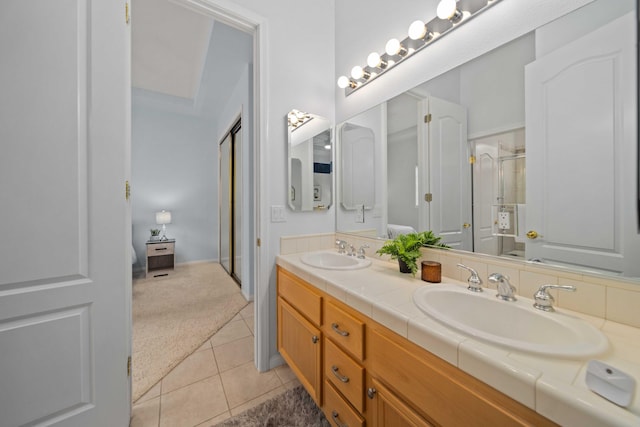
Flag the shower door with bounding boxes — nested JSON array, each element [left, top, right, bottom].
[[219, 119, 242, 285]]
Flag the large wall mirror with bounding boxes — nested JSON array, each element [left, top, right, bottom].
[[336, 0, 640, 278], [287, 110, 333, 211]]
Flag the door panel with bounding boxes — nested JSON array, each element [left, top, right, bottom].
[[0, 0, 130, 425], [220, 134, 232, 274]]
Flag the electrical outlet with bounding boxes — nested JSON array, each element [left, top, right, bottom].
[[355, 204, 365, 223], [498, 212, 510, 230]]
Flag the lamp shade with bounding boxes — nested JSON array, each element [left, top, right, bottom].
[[155, 210, 172, 225]]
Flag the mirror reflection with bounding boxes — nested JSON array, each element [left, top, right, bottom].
[[287, 110, 333, 211], [336, 0, 640, 278]]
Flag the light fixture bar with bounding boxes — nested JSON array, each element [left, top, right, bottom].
[[338, 0, 502, 96]]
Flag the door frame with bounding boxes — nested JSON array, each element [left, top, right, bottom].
[[172, 0, 269, 370]]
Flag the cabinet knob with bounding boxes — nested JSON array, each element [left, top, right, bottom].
[[331, 411, 348, 427], [367, 387, 377, 399], [311, 335, 319, 344]]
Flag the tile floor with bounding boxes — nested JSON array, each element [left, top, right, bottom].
[[130, 302, 300, 427]]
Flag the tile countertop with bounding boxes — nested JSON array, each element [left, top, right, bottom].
[[276, 250, 640, 427]]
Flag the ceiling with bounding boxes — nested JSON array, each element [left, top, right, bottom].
[[131, 0, 252, 112]]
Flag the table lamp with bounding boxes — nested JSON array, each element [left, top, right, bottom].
[[155, 210, 172, 241]]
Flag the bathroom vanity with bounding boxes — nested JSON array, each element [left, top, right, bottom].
[[276, 250, 640, 426]]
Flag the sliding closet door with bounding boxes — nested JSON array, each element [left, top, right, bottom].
[[234, 124, 243, 283], [220, 133, 232, 274], [219, 119, 242, 285]]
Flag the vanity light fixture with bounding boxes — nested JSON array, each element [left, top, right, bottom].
[[288, 109, 312, 129], [437, 0, 463, 23], [337, 0, 502, 96]]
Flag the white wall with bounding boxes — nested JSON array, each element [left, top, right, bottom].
[[220, 0, 336, 369], [132, 105, 218, 271]]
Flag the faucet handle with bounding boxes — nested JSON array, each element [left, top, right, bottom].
[[533, 284, 576, 312], [336, 239, 348, 254], [357, 244, 369, 259], [457, 263, 483, 292], [347, 244, 356, 256]]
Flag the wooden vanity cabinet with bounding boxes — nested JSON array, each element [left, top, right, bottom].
[[276, 268, 323, 404], [276, 267, 558, 427]]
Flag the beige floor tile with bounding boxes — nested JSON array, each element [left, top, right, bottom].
[[209, 320, 252, 348], [228, 385, 288, 416], [230, 313, 243, 322], [273, 363, 297, 384], [160, 375, 228, 427], [220, 361, 283, 409], [239, 302, 254, 319], [194, 411, 232, 427], [243, 315, 255, 335], [130, 396, 160, 427], [135, 381, 161, 404], [196, 339, 212, 353], [161, 349, 218, 394], [214, 336, 254, 372]]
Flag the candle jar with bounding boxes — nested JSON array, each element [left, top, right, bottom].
[[421, 261, 441, 283]]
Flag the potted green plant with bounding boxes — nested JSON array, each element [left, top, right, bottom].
[[150, 228, 161, 241], [376, 231, 448, 275]]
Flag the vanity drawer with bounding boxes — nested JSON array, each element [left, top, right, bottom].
[[324, 301, 364, 360], [324, 380, 365, 427], [277, 267, 322, 326], [324, 337, 364, 412]]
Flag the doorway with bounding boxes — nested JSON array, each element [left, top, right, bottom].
[[220, 118, 243, 285]]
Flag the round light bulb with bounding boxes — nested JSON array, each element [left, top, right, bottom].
[[408, 20, 427, 40], [351, 66, 365, 80], [367, 52, 381, 68], [437, 0, 457, 20], [337, 75, 351, 89], [385, 38, 402, 56]]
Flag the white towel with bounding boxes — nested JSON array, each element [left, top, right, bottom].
[[387, 224, 417, 239], [515, 204, 526, 243]]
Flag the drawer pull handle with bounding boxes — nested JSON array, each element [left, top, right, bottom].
[[155, 247, 168, 251], [331, 323, 350, 337], [331, 410, 348, 427], [331, 365, 350, 383], [367, 387, 377, 399], [311, 335, 319, 344]]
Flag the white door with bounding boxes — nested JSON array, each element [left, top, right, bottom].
[[525, 12, 638, 275], [472, 140, 500, 256], [421, 97, 471, 250], [0, 1, 131, 426]]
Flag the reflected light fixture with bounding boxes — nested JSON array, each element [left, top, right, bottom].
[[288, 109, 312, 129], [337, 0, 502, 96], [155, 210, 172, 241]]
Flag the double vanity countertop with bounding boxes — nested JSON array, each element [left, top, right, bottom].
[[276, 250, 640, 426]]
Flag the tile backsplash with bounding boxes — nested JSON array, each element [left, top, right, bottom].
[[280, 232, 640, 329]]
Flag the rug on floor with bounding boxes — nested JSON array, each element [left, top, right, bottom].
[[215, 386, 329, 427], [132, 262, 248, 402]]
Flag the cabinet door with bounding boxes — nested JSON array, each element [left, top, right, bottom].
[[369, 378, 433, 427], [277, 297, 322, 403]]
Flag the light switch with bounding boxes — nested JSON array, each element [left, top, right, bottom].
[[271, 205, 286, 223]]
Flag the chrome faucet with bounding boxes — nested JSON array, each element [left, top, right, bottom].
[[457, 264, 483, 292], [347, 244, 356, 256], [336, 239, 348, 254], [357, 244, 369, 259], [488, 273, 517, 301], [533, 284, 576, 312]]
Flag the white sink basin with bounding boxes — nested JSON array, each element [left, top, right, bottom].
[[300, 251, 371, 270], [413, 284, 608, 358]]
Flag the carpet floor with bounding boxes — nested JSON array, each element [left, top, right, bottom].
[[132, 262, 248, 402], [215, 386, 329, 427]]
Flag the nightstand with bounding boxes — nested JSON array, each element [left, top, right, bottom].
[[146, 239, 175, 278]]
